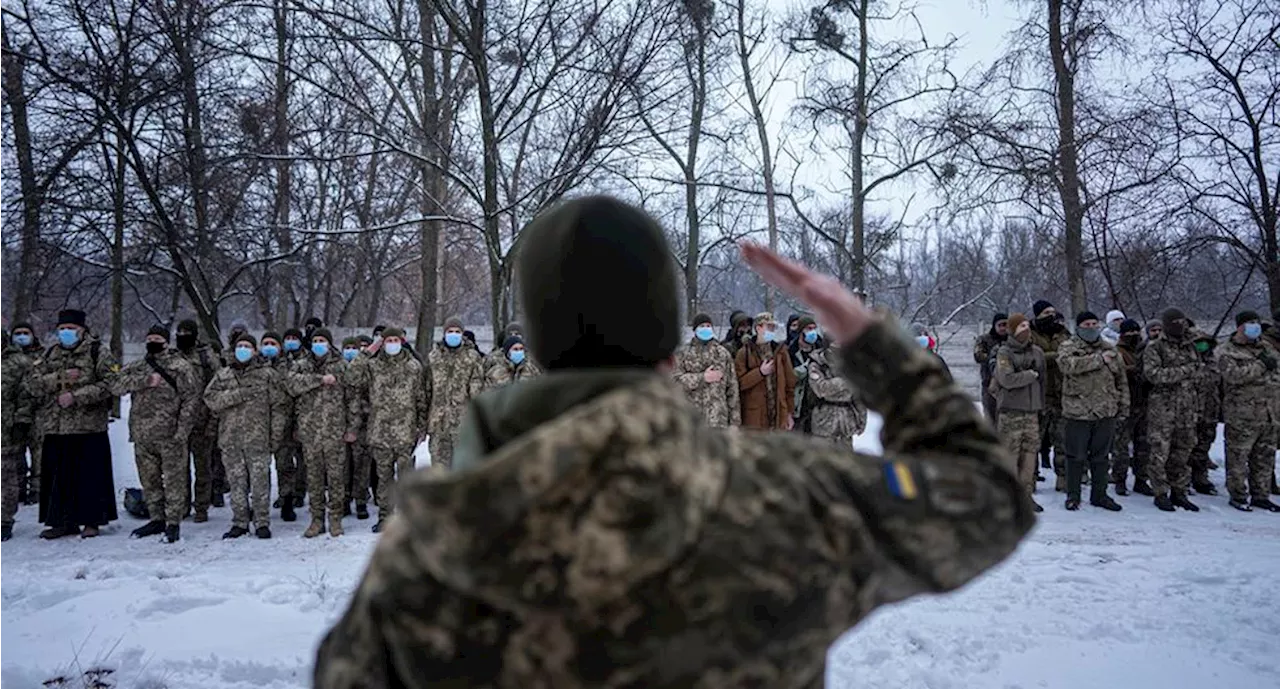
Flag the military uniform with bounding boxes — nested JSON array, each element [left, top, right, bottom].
[[1189, 337, 1222, 493], [112, 349, 199, 527], [287, 350, 356, 534], [426, 343, 484, 470], [993, 337, 1046, 497], [347, 348, 428, 519], [176, 342, 222, 518], [1215, 335, 1280, 506], [1142, 331, 1201, 501], [262, 352, 304, 513], [204, 358, 288, 532], [485, 356, 541, 390], [1029, 324, 1069, 485], [1110, 336, 1145, 491], [2, 348, 35, 535], [314, 320, 1035, 689], [672, 337, 740, 428], [1058, 335, 1128, 505], [973, 324, 1006, 423], [804, 346, 866, 447], [4, 340, 44, 502]]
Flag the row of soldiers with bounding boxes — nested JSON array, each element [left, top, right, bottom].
[[975, 303, 1280, 513]]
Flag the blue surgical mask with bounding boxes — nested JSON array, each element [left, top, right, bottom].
[[803, 330, 819, 344], [444, 332, 463, 348], [1243, 322, 1262, 340], [234, 346, 254, 363], [343, 348, 359, 362], [509, 349, 526, 365], [311, 342, 329, 357], [384, 342, 402, 356], [58, 328, 80, 348], [261, 344, 279, 358], [916, 335, 930, 348], [284, 339, 301, 351], [13, 333, 32, 347], [763, 331, 778, 343], [695, 326, 715, 342]]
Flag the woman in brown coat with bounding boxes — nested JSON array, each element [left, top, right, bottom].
[[735, 312, 797, 430]]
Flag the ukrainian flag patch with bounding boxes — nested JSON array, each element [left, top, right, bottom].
[[884, 461, 919, 501]]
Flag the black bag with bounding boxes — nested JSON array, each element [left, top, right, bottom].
[[123, 488, 149, 519]]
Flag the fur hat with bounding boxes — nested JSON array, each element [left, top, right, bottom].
[[57, 309, 87, 328]]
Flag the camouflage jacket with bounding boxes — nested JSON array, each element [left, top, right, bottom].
[[313, 320, 1035, 689], [203, 359, 287, 453], [176, 344, 222, 438], [426, 343, 484, 434], [1, 347, 35, 449], [485, 356, 542, 391], [1215, 336, 1280, 425], [805, 346, 867, 439], [1195, 349, 1222, 423], [286, 351, 355, 446], [348, 350, 428, 449], [1141, 334, 1201, 418], [112, 349, 200, 446], [672, 338, 741, 428], [973, 333, 1005, 383], [263, 354, 298, 445], [1028, 326, 1069, 406], [24, 336, 119, 435], [1058, 336, 1129, 420]]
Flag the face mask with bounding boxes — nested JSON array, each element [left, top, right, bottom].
[[1035, 315, 1057, 331], [1164, 323, 1185, 339], [1243, 323, 1262, 340], [312, 342, 329, 357], [343, 348, 359, 362], [1120, 334, 1139, 347], [234, 347, 254, 363], [1077, 327, 1100, 343], [58, 328, 80, 348], [1194, 341, 1210, 353], [384, 342, 402, 356], [146, 342, 166, 355], [803, 330, 819, 344], [444, 332, 463, 348], [284, 339, 301, 352], [916, 335, 931, 348], [13, 333, 32, 347], [261, 344, 280, 358], [695, 326, 715, 342], [762, 330, 777, 343], [176, 333, 196, 350], [509, 349, 526, 365]]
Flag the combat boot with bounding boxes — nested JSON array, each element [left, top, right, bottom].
[[1251, 497, 1280, 513], [372, 518, 386, 533], [1170, 492, 1200, 512], [281, 501, 297, 522], [342, 501, 352, 517], [1154, 494, 1175, 512], [1192, 480, 1217, 496], [1, 524, 12, 541], [1055, 475, 1066, 492], [1090, 496, 1122, 512], [193, 510, 208, 523], [1114, 480, 1129, 496], [211, 492, 225, 508], [1031, 500, 1044, 513], [303, 518, 326, 538], [328, 516, 344, 537], [255, 525, 272, 539], [165, 524, 180, 543], [131, 520, 165, 538], [223, 526, 249, 539], [1229, 498, 1252, 512], [1132, 478, 1154, 496], [355, 503, 369, 520], [1065, 498, 1081, 511]]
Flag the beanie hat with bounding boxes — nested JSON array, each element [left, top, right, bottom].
[[12, 321, 33, 333], [382, 326, 406, 339], [516, 196, 680, 370], [283, 327, 303, 340], [501, 334, 524, 354], [992, 312, 1009, 328], [146, 324, 170, 341], [261, 330, 282, 344], [312, 327, 334, 344], [233, 333, 257, 348], [1119, 319, 1141, 334], [1105, 309, 1125, 325], [730, 312, 751, 328], [373, 324, 386, 337], [1145, 319, 1163, 334], [443, 316, 464, 331], [57, 309, 87, 328], [304, 317, 323, 329], [756, 311, 776, 326], [691, 313, 713, 328], [1161, 308, 1186, 327], [356, 334, 373, 346], [1032, 300, 1054, 317], [503, 322, 524, 337], [177, 319, 199, 335], [342, 336, 359, 348], [798, 315, 816, 330], [229, 320, 248, 335], [1007, 313, 1028, 334], [1076, 311, 1099, 326], [1236, 310, 1260, 327]]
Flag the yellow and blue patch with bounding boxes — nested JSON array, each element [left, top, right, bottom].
[[884, 461, 919, 501]]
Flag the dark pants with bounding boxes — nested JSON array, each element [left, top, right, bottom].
[[980, 378, 998, 424], [1065, 418, 1115, 503]]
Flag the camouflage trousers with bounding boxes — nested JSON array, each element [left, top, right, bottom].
[[1110, 414, 1143, 485], [346, 442, 371, 507], [212, 445, 229, 495], [1189, 421, 1216, 486], [275, 442, 306, 499], [1146, 396, 1196, 497], [223, 449, 271, 530], [136, 439, 190, 526], [1039, 407, 1066, 476], [305, 442, 347, 520], [999, 411, 1040, 494], [429, 428, 456, 471], [372, 445, 417, 514], [980, 379, 998, 425], [187, 431, 217, 514], [1132, 406, 1152, 478], [1224, 422, 1277, 502], [2, 449, 21, 526]]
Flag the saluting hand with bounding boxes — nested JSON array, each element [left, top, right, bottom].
[[741, 242, 874, 344]]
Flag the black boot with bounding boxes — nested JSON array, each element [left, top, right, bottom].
[[281, 501, 297, 522], [1229, 498, 1252, 512], [1031, 500, 1044, 513], [255, 525, 272, 539], [342, 501, 352, 517], [1170, 492, 1200, 512], [223, 526, 249, 539], [165, 524, 180, 543], [1192, 481, 1217, 496], [272, 497, 281, 509], [211, 492, 225, 508], [1065, 498, 1081, 511], [1, 524, 12, 541], [292, 495, 305, 509], [131, 520, 166, 538], [356, 503, 369, 520], [1251, 497, 1280, 513], [1113, 480, 1129, 496], [1132, 478, 1154, 496], [1091, 496, 1122, 512], [372, 518, 386, 533], [1154, 494, 1175, 512]]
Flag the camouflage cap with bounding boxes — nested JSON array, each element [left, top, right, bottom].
[[342, 336, 360, 348], [382, 326, 406, 339], [755, 311, 776, 326]]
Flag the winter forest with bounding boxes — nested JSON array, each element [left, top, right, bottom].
[[2, 0, 1277, 355]]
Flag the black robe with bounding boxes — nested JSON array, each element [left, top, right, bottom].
[[40, 431, 118, 528]]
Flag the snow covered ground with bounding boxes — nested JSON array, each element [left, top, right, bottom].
[[3, 404, 1278, 689]]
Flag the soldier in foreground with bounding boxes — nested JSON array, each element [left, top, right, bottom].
[[314, 196, 1035, 688], [287, 328, 356, 537]]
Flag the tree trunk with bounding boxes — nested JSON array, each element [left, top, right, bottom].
[[1048, 0, 1087, 314], [270, 0, 294, 329], [850, 0, 869, 294], [414, 0, 443, 353], [474, 1, 504, 334], [684, 27, 707, 317], [735, 0, 778, 311], [2, 36, 42, 324]]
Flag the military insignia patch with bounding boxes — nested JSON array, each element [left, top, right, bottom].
[[884, 461, 918, 500], [111, 364, 121, 372]]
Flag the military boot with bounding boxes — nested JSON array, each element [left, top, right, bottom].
[[355, 503, 369, 520], [1113, 480, 1129, 496], [281, 500, 297, 522], [193, 510, 208, 523], [303, 518, 326, 538], [211, 492, 225, 508], [165, 524, 180, 543], [1170, 492, 1200, 512], [255, 525, 272, 539], [1229, 497, 1252, 512], [131, 520, 166, 538], [372, 518, 386, 533], [1, 524, 12, 541], [1091, 496, 1122, 512], [1055, 475, 1066, 492], [1251, 497, 1280, 513], [1154, 494, 1175, 512], [328, 516, 344, 537], [223, 526, 249, 539], [1132, 478, 1154, 496], [1192, 480, 1217, 496]]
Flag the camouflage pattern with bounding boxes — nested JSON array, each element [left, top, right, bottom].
[[1110, 339, 1143, 486], [371, 445, 417, 515], [286, 352, 356, 520], [2, 349, 35, 526], [1216, 336, 1280, 501], [205, 359, 288, 529], [264, 354, 306, 502], [4, 343, 43, 502], [1057, 336, 1129, 421], [112, 349, 200, 525], [425, 344, 484, 470], [1029, 327, 1069, 477], [485, 356, 542, 391], [177, 344, 221, 514], [347, 350, 427, 450], [999, 410, 1040, 493], [23, 335, 120, 436], [313, 320, 1035, 688], [672, 337, 741, 428], [1142, 333, 1201, 497], [223, 450, 272, 530], [1189, 343, 1221, 487], [805, 345, 866, 445]]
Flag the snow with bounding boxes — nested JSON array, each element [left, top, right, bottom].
[[4, 405, 1279, 689]]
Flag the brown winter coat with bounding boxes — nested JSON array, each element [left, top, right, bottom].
[[993, 339, 1046, 413], [734, 340, 796, 430]]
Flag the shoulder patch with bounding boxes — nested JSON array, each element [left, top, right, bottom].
[[884, 461, 919, 501], [110, 363, 121, 372]]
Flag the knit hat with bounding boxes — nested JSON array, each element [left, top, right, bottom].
[[356, 334, 373, 346], [1145, 319, 1163, 334], [501, 334, 524, 354], [1119, 319, 1141, 334], [177, 319, 199, 335], [261, 330, 282, 344], [12, 321, 33, 334], [691, 313, 713, 328], [443, 316, 464, 331], [1076, 311, 1099, 326], [1236, 310, 1260, 327], [342, 336, 359, 348], [146, 324, 170, 341], [373, 325, 386, 337], [229, 319, 248, 335], [797, 315, 816, 330], [283, 327, 303, 340], [381, 326, 406, 339], [304, 317, 323, 329], [57, 309, 87, 328], [1007, 313, 1029, 334], [311, 327, 334, 344], [1161, 308, 1186, 327], [1105, 309, 1125, 325], [730, 312, 751, 328], [992, 313, 1009, 328], [1032, 300, 1054, 317], [503, 322, 524, 338], [516, 196, 680, 370], [233, 332, 257, 348]]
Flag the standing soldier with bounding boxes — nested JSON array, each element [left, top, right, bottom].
[[2, 334, 36, 540], [346, 327, 427, 533], [735, 312, 797, 431], [174, 319, 221, 520], [287, 328, 357, 538], [6, 323, 44, 504], [1129, 319, 1165, 496], [1102, 310, 1126, 345], [481, 323, 523, 380], [260, 331, 300, 522], [673, 314, 740, 428], [113, 325, 198, 542], [1188, 330, 1221, 495], [24, 310, 120, 539], [973, 313, 1009, 423], [1215, 311, 1280, 512], [804, 338, 866, 448], [1142, 308, 1202, 512], [994, 314, 1046, 512], [723, 311, 753, 359], [204, 334, 286, 539], [341, 338, 372, 520], [425, 317, 484, 470], [1057, 312, 1127, 512], [276, 327, 307, 511], [1110, 319, 1145, 495], [485, 334, 541, 390], [1029, 300, 1069, 490]]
